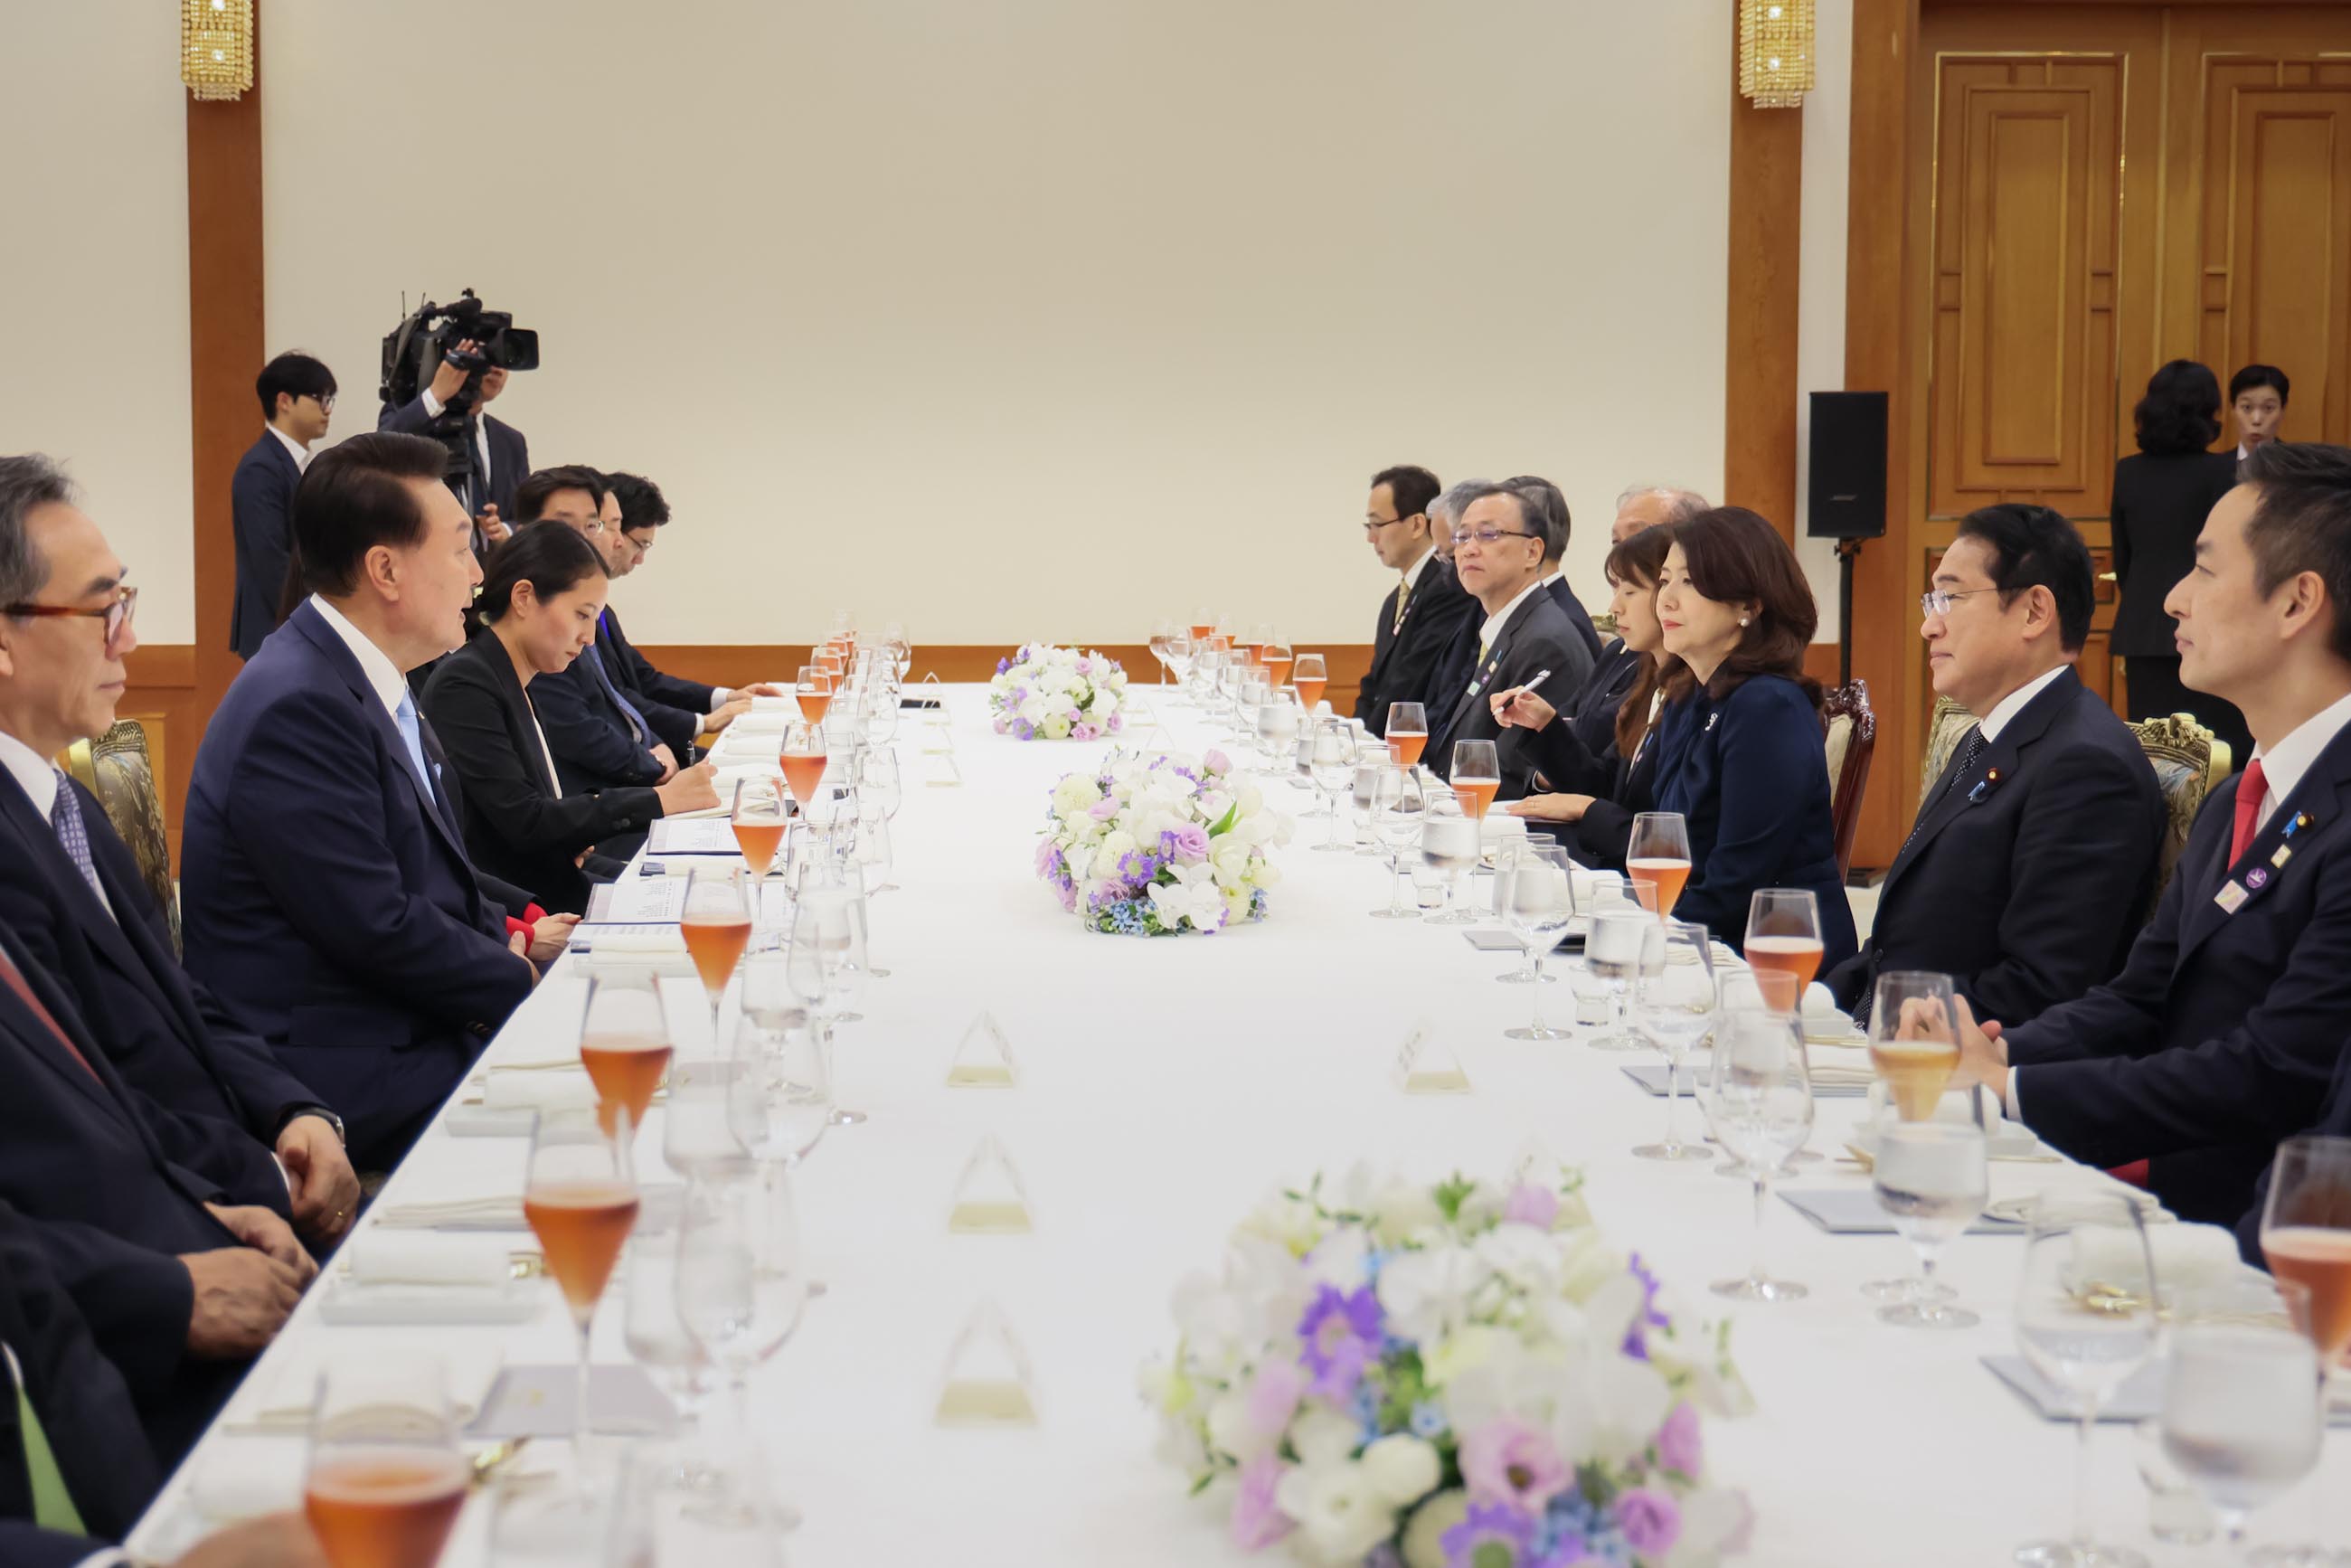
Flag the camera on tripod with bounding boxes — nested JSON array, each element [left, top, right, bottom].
[[379, 289, 540, 496]]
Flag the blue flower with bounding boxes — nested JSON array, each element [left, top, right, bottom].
[[1409, 1400, 1449, 1440]]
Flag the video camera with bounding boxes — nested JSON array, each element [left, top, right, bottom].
[[379, 290, 540, 497]]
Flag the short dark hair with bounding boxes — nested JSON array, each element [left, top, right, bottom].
[[2230, 364, 2291, 406], [1664, 506, 1820, 708], [1501, 475, 1569, 562], [291, 432, 446, 599], [606, 472, 669, 532], [1953, 503, 2095, 653], [2242, 441, 2351, 664], [478, 521, 608, 622], [514, 465, 610, 523], [2132, 359, 2223, 456], [1370, 466, 1441, 523], [255, 352, 336, 422], [1454, 482, 1550, 547]]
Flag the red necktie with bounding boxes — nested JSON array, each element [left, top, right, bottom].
[[0, 949, 101, 1083], [2229, 758, 2269, 865]]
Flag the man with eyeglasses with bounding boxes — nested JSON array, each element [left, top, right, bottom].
[[1825, 503, 2162, 1027], [1355, 466, 1477, 738], [230, 353, 336, 660], [1426, 483, 1591, 793]]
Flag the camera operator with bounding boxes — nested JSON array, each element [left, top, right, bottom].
[[378, 338, 528, 557]]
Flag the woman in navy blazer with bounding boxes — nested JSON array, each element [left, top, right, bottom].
[[1646, 507, 1857, 969]]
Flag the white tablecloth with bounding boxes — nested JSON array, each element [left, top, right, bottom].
[[130, 684, 2349, 1566]]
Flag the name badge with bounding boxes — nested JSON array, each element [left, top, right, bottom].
[[2214, 879, 2250, 915], [2271, 845, 2295, 869]]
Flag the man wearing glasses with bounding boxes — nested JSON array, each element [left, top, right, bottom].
[[229, 353, 336, 660], [1355, 465, 1478, 738], [1427, 483, 1591, 791]]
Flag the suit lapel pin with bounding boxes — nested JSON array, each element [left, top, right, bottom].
[[2214, 879, 2250, 914], [2245, 865, 2272, 891], [1704, 713, 1721, 733], [1967, 766, 2003, 804], [2282, 811, 2312, 840]]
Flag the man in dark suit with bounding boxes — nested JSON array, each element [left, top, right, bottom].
[[604, 471, 782, 725], [0, 928, 310, 1468], [0, 458, 359, 1243], [1949, 442, 2351, 1225], [378, 339, 529, 555], [183, 434, 549, 1171], [1828, 505, 2165, 1025], [1428, 484, 1594, 794], [1500, 476, 1605, 663], [229, 353, 335, 659], [1354, 466, 1477, 738]]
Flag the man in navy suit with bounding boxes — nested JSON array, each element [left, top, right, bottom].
[[1355, 467, 1478, 738], [0, 457, 359, 1243], [604, 471, 782, 723], [1828, 505, 2165, 1025], [229, 353, 335, 659], [183, 432, 551, 1171], [1950, 442, 2351, 1225], [1500, 476, 1605, 663], [378, 339, 530, 556]]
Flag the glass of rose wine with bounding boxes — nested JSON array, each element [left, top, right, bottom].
[[304, 1358, 471, 1568], [578, 971, 673, 1145], [779, 721, 827, 812], [524, 1106, 642, 1471], [1744, 888, 1824, 995], [794, 666, 833, 725], [1449, 738, 1501, 824], [1260, 637, 1293, 692], [2261, 1132, 2351, 1539], [1385, 702, 1429, 770], [1866, 970, 1961, 1121], [1626, 812, 1692, 919], [1189, 610, 1217, 642], [732, 777, 789, 885], [682, 865, 753, 1031], [1290, 653, 1327, 714]]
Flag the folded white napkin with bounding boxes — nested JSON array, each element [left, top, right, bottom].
[[241, 1338, 503, 1431], [749, 694, 795, 714], [1801, 983, 1837, 1016], [188, 1438, 306, 1521], [2071, 1220, 2242, 1292], [724, 710, 795, 734], [372, 1195, 528, 1231], [344, 1234, 518, 1289], [1804, 1041, 1876, 1087], [478, 1070, 596, 1113]]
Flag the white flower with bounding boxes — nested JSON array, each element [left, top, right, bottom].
[[1302, 1225, 1370, 1291], [1205, 1391, 1275, 1463], [1288, 1404, 1364, 1469], [1233, 1192, 1324, 1257], [1400, 1489, 1469, 1568], [1274, 1459, 1394, 1565], [1053, 775, 1102, 817], [1473, 1223, 1567, 1298], [1375, 1244, 1485, 1346], [1666, 1486, 1753, 1568], [1018, 694, 1050, 726], [1040, 713, 1072, 740], [1359, 1434, 1440, 1508], [1097, 828, 1138, 864], [1586, 1352, 1674, 1467]]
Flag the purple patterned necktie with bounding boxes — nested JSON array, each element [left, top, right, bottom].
[[48, 770, 108, 905]]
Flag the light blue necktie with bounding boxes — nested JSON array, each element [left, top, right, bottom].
[[48, 770, 107, 905], [393, 691, 438, 805], [581, 642, 653, 747]]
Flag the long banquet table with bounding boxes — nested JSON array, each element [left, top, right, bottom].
[[130, 682, 2348, 1567]]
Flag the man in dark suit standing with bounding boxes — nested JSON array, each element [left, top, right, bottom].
[[378, 339, 529, 557], [183, 433, 550, 1171], [0, 457, 359, 1243], [1828, 505, 2164, 1025], [1949, 442, 2351, 1225], [229, 353, 335, 660], [1428, 485, 1593, 794], [1354, 466, 1476, 738]]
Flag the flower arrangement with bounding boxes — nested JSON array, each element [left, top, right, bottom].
[[1036, 748, 1290, 935], [988, 644, 1128, 741], [1141, 1167, 1752, 1568]]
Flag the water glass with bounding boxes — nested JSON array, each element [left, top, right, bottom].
[[1498, 841, 1576, 1039], [1869, 1115, 1987, 1327], [1631, 921, 1715, 1160], [1417, 798, 1483, 924], [1707, 1007, 1814, 1302]]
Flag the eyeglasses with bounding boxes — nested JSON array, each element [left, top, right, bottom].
[[1361, 515, 1409, 534], [306, 392, 336, 412], [1454, 526, 1540, 548], [1919, 587, 1999, 618], [4, 584, 138, 654]]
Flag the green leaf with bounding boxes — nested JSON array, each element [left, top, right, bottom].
[[1433, 1173, 1476, 1224], [1208, 801, 1240, 836]]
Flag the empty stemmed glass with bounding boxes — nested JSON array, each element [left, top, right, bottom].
[[673, 1163, 807, 1524], [1417, 796, 1483, 924], [2160, 1277, 2324, 1564], [1707, 1006, 1815, 1301], [860, 746, 903, 823], [1368, 765, 1429, 918], [1868, 1097, 1988, 1328], [1304, 718, 1353, 836], [2013, 1192, 2162, 1568], [1498, 841, 1576, 1038], [788, 885, 864, 1127], [1631, 921, 1715, 1159], [1162, 632, 1194, 704], [1585, 911, 1651, 1051], [728, 1013, 831, 1171]]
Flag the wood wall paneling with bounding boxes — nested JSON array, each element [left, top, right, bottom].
[[119, 645, 199, 866], [1725, 13, 1807, 538]]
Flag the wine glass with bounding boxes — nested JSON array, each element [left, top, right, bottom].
[[859, 747, 904, 822], [682, 864, 751, 1035], [1385, 703, 1429, 770], [1626, 812, 1693, 919], [1368, 765, 1429, 919], [1867, 970, 1962, 1122], [1261, 637, 1294, 694], [2161, 1278, 2325, 1565], [1234, 669, 1270, 737], [793, 666, 833, 725], [1305, 717, 1353, 837], [674, 1164, 807, 1459], [524, 1106, 641, 1464], [2255, 1134, 2351, 1563], [856, 797, 896, 897], [1350, 751, 1391, 859], [732, 776, 789, 886], [663, 1047, 751, 1181], [779, 719, 827, 812], [863, 682, 902, 746], [1744, 888, 1824, 994], [1869, 1105, 1988, 1327], [1417, 796, 1483, 925], [728, 1015, 831, 1169], [1148, 619, 1173, 685], [2013, 1192, 2163, 1568], [1291, 652, 1327, 713], [1497, 841, 1576, 1038], [1163, 632, 1194, 704], [1632, 921, 1716, 1159], [1449, 739, 1501, 826], [622, 1233, 714, 1433], [1585, 911, 1652, 1052], [1254, 693, 1301, 773], [578, 971, 673, 1145], [789, 886, 864, 1127], [1707, 1006, 1814, 1301], [304, 1357, 470, 1568]]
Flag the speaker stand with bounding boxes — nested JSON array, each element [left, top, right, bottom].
[[1836, 537, 1863, 688]]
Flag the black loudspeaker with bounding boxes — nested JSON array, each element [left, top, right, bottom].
[[1807, 391, 1889, 540]]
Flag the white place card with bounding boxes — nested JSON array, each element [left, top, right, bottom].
[[647, 817, 747, 855], [948, 1134, 1034, 1233], [1392, 1018, 1470, 1095], [586, 876, 690, 924], [935, 1298, 1039, 1428], [947, 1012, 1019, 1088]]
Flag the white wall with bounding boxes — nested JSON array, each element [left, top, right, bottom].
[[260, 0, 1733, 646], [0, 3, 195, 641], [1796, 0, 1855, 643]]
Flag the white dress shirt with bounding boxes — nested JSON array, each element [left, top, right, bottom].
[[265, 422, 312, 473], [1401, 547, 1433, 594], [1476, 575, 1550, 656], [0, 730, 114, 919], [420, 389, 491, 501], [1976, 665, 2069, 744], [307, 595, 414, 733]]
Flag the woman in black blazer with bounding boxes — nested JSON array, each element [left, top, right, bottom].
[[421, 524, 718, 913], [1493, 524, 1675, 869], [2111, 360, 2248, 767]]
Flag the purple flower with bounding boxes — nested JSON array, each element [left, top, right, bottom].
[[1295, 1284, 1383, 1401], [1245, 1359, 1306, 1437], [1611, 1489, 1680, 1559], [1442, 1501, 1536, 1567], [1460, 1416, 1572, 1512], [1072, 722, 1100, 742], [1656, 1402, 1702, 1478], [995, 657, 1010, 675], [1108, 713, 1124, 732], [1034, 839, 1061, 878], [1621, 1252, 1672, 1361], [1090, 797, 1119, 821], [1228, 1451, 1292, 1552], [992, 717, 1010, 734], [1204, 748, 1232, 776], [1502, 1185, 1559, 1229], [1014, 720, 1034, 741], [1076, 657, 1093, 675], [1167, 824, 1211, 863]]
